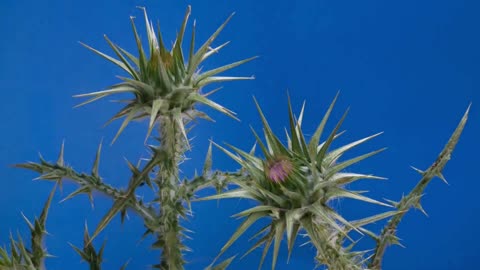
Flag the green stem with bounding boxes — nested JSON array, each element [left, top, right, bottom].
[[369, 105, 469, 270], [14, 161, 156, 222], [155, 115, 187, 270]]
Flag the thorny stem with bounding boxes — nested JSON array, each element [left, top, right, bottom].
[[15, 161, 156, 222], [155, 116, 187, 270], [369, 164, 442, 269], [369, 105, 469, 269]]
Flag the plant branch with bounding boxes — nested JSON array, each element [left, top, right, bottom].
[[14, 156, 157, 223], [369, 104, 470, 269]]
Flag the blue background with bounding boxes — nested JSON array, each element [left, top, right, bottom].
[[1, 0, 478, 269]]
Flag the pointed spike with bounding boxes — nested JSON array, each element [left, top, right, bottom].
[[410, 166, 425, 175], [209, 255, 237, 270], [210, 141, 245, 166], [316, 107, 350, 165], [124, 158, 141, 176], [388, 234, 406, 248], [286, 223, 300, 263], [325, 148, 387, 179], [287, 92, 301, 153], [252, 96, 288, 156], [102, 103, 135, 128], [203, 87, 223, 98], [171, 5, 191, 71], [88, 192, 95, 209], [430, 102, 471, 173], [203, 141, 213, 175], [188, 19, 196, 64], [20, 212, 34, 231], [187, 12, 236, 80], [129, 15, 147, 77], [59, 186, 91, 204], [189, 93, 239, 121], [436, 172, 449, 185], [297, 100, 306, 127], [211, 213, 263, 265], [56, 140, 65, 166], [111, 107, 140, 145], [384, 198, 399, 208], [73, 94, 109, 108], [174, 111, 191, 149], [79, 41, 136, 77], [349, 210, 399, 229], [249, 125, 270, 158], [88, 199, 127, 245], [73, 85, 137, 98], [147, 99, 164, 142], [195, 75, 255, 88], [195, 56, 258, 84], [249, 142, 257, 155], [258, 231, 274, 270], [92, 139, 103, 177], [38, 152, 47, 165], [138, 6, 158, 54], [308, 91, 340, 161], [103, 35, 140, 80], [271, 221, 285, 270], [414, 202, 429, 217], [324, 131, 384, 166], [328, 187, 393, 208], [202, 41, 230, 62], [39, 184, 57, 224]]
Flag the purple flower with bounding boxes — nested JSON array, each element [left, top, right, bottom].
[[266, 157, 293, 183]]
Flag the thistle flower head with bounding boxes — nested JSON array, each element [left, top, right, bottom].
[[201, 93, 393, 269], [74, 6, 256, 144], [265, 156, 293, 183]]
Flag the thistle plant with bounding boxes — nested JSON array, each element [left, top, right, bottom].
[[10, 6, 254, 270], [64, 5, 255, 269], [198, 94, 470, 270], [0, 185, 56, 270], [2, 4, 470, 270]]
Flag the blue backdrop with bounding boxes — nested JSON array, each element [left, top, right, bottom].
[[1, 0, 478, 269]]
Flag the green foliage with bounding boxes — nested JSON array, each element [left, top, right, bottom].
[[198, 96, 470, 269], [69, 224, 129, 270], [75, 6, 256, 144], [3, 4, 470, 270], [198, 94, 394, 269], [12, 6, 255, 270], [0, 185, 56, 270], [69, 224, 106, 270]]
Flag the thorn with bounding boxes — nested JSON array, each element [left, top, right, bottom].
[[92, 139, 103, 177], [384, 198, 399, 208], [20, 212, 34, 230], [413, 202, 429, 217], [410, 194, 429, 216], [436, 172, 449, 185], [38, 152, 46, 163], [249, 142, 257, 155], [56, 140, 65, 166], [410, 166, 425, 175], [88, 192, 95, 210], [203, 141, 213, 175]]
